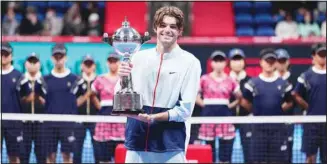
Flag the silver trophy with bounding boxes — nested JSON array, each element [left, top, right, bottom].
[[103, 17, 151, 115]]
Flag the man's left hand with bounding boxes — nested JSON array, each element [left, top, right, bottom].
[[128, 113, 154, 123]]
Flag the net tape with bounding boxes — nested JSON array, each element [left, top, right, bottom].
[[2, 113, 326, 124]]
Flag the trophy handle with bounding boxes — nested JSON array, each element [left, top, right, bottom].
[[102, 33, 113, 45], [141, 32, 151, 44]]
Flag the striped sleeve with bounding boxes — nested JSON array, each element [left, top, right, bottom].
[[293, 72, 306, 96], [16, 74, 32, 97], [242, 79, 255, 102], [71, 76, 86, 96]]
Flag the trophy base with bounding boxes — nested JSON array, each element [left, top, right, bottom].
[[112, 91, 143, 116], [111, 109, 144, 116]]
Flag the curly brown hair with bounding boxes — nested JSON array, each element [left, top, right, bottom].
[[153, 6, 184, 32]]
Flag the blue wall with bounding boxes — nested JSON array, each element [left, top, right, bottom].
[[9, 42, 313, 84], [10, 42, 156, 75]]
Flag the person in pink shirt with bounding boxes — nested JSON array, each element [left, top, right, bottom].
[[196, 50, 241, 163], [91, 53, 124, 163]]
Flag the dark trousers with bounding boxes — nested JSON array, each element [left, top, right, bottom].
[[73, 123, 97, 164], [189, 104, 202, 144], [239, 124, 253, 163], [249, 124, 289, 163], [207, 138, 234, 163], [285, 123, 294, 163], [21, 122, 46, 164]]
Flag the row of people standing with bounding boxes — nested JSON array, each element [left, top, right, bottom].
[[1, 42, 124, 163], [195, 44, 326, 163]]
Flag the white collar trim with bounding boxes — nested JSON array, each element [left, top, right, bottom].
[[312, 66, 326, 74], [82, 72, 96, 82], [51, 68, 71, 78], [1, 66, 14, 75], [25, 72, 42, 81], [259, 73, 279, 82], [155, 45, 181, 59], [274, 71, 291, 80], [230, 70, 247, 81]]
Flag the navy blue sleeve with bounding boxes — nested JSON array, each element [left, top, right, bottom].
[[34, 76, 47, 97], [293, 73, 307, 97], [16, 75, 32, 97], [283, 81, 293, 102], [70, 76, 87, 97], [242, 79, 254, 102]]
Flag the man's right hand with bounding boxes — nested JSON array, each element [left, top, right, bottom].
[[118, 62, 133, 77]]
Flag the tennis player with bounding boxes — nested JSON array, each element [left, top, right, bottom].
[[116, 6, 201, 163], [1, 42, 32, 163], [241, 48, 293, 163], [292, 43, 326, 164]]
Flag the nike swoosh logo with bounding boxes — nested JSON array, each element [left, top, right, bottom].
[[169, 72, 176, 74]]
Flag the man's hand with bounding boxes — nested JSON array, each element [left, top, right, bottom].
[[128, 113, 154, 123], [118, 62, 133, 77], [138, 113, 154, 122]]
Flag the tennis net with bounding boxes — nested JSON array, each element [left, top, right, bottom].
[[1, 113, 326, 163]]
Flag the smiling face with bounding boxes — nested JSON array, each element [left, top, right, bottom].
[[153, 6, 184, 47], [155, 16, 182, 47]]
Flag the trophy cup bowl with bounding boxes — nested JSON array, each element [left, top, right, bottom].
[[103, 17, 151, 116]]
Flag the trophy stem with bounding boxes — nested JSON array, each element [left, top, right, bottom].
[[120, 53, 134, 92], [121, 73, 133, 92]]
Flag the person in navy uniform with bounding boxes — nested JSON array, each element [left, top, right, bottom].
[[240, 48, 294, 163], [274, 48, 297, 163], [228, 48, 252, 164], [40, 43, 85, 163], [1, 42, 32, 163], [73, 54, 101, 164], [20, 52, 46, 164], [292, 43, 326, 164]]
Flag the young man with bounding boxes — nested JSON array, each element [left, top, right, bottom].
[[73, 54, 100, 164], [228, 48, 252, 163], [292, 43, 326, 164], [116, 6, 201, 163], [196, 50, 240, 163], [40, 43, 85, 163], [275, 48, 296, 163], [241, 48, 293, 163], [1, 42, 32, 163], [21, 53, 46, 164]]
